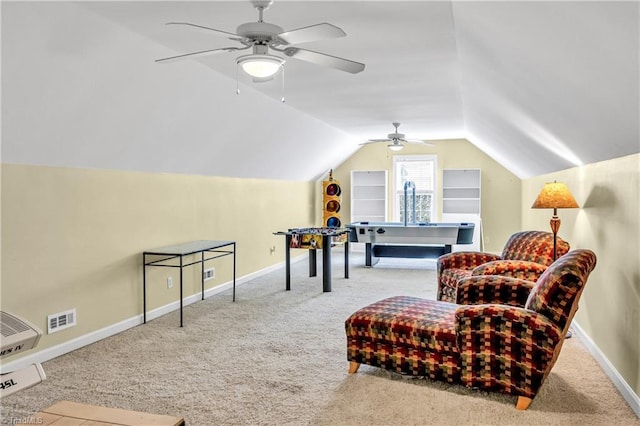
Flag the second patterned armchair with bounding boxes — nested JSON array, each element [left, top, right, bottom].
[[437, 230, 570, 303]]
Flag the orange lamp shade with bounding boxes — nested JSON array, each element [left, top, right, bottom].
[[531, 181, 579, 209]]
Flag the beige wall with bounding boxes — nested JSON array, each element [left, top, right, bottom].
[[328, 139, 521, 253], [0, 164, 314, 357], [522, 153, 640, 397], [4, 152, 638, 403]]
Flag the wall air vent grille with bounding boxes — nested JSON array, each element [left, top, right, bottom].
[[47, 309, 76, 334]]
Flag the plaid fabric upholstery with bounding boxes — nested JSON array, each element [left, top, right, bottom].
[[501, 231, 570, 263], [455, 305, 563, 398], [456, 275, 535, 306], [525, 249, 597, 332], [438, 268, 473, 302], [345, 296, 460, 381], [472, 260, 548, 281], [347, 249, 597, 404], [437, 251, 500, 270], [437, 252, 499, 302], [437, 231, 569, 303]]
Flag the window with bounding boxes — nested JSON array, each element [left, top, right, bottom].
[[392, 155, 437, 223]]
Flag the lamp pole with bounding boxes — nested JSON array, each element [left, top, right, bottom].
[[549, 207, 561, 261]]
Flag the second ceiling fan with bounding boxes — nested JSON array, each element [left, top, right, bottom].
[[362, 123, 434, 151]]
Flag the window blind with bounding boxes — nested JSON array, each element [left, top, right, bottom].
[[395, 158, 434, 191]]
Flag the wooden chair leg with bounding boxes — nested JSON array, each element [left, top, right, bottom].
[[516, 396, 532, 410], [348, 361, 360, 374]]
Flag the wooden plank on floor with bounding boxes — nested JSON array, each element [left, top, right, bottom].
[[39, 401, 184, 426], [45, 417, 87, 426], [34, 412, 64, 425]]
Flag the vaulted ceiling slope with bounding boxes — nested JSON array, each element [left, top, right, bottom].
[[1, 1, 638, 181]]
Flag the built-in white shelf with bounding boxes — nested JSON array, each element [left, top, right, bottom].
[[351, 170, 387, 223], [442, 168, 482, 251], [442, 169, 481, 215]]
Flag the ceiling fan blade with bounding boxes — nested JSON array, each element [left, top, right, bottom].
[[405, 139, 435, 146], [155, 46, 244, 63], [283, 47, 365, 74], [368, 139, 391, 143], [165, 22, 241, 40], [278, 23, 346, 45]]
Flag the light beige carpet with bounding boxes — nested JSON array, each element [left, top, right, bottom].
[[1, 252, 637, 425]]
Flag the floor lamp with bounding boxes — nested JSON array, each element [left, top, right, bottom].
[[531, 181, 579, 261]]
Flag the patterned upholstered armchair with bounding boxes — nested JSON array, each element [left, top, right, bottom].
[[437, 230, 570, 303], [345, 249, 596, 410]]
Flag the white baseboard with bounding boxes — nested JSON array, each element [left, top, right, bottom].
[[572, 322, 640, 418], [0, 255, 306, 374]]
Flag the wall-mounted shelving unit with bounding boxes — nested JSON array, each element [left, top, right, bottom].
[[442, 169, 481, 215], [442, 168, 482, 251], [351, 170, 388, 223]]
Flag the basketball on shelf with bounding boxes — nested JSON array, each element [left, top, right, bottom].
[[323, 170, 342, 228]]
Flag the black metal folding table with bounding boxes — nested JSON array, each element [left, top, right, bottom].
[[142, 240, 236, 327]]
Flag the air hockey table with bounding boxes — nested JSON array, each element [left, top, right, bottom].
[[347, 221, 475, 267]]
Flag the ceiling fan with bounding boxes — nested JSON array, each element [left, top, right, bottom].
[[155, 0, 365, 81], [361, 123, 434, 151]]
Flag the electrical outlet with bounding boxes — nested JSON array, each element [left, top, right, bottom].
[[203, 268, 215, 281], [167, 277, 173, 289]]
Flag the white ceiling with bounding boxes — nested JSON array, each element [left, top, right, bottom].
[[2, 1, 638, 180], [84, 1, 467, 138]]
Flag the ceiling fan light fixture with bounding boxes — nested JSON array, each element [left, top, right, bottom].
[[237, 54, 285, 78], [388, 143, 404, 151]]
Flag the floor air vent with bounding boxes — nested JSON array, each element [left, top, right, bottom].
[[47, 309, 76, 334]]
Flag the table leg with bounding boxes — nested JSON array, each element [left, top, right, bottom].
[[309, 249, 317, 277], [143, 255, 147, 324], [233, 242, 236, 302], [285, 234, 291, 291], [365, 243, 373, 267], [322, 234, 331, 292], [344, 240, 349, 279], [179, 256, 184, 328], [201, 251, 205, 301]]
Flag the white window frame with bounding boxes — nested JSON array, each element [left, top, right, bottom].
[[391, 154, 437, 223]]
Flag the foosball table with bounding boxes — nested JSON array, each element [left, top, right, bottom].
[[273, 227, 350, 292]]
